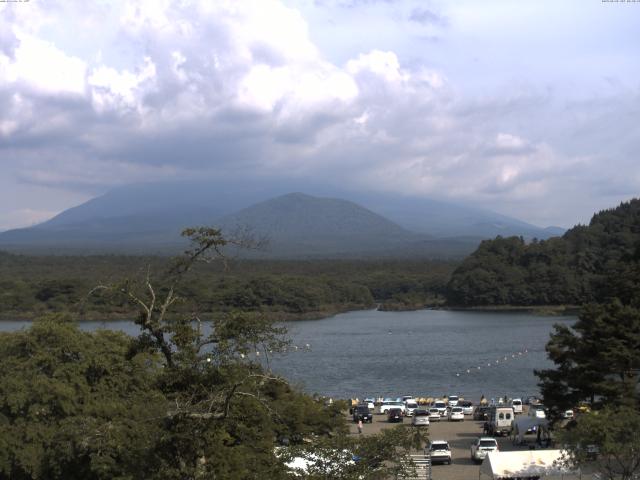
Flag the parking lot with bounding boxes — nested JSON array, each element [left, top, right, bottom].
[[348, 407, 535, 480]]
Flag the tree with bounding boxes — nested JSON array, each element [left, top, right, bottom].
[[558, 406, 640, 480], [0, 313, 166, 479], [536, 300, 640, 418]]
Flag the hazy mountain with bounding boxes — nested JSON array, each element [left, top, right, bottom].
[[0, 179, 564, 257], [218, 192, 424, 257]]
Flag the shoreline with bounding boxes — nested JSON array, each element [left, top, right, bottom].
[[0, 303, 580, 322]]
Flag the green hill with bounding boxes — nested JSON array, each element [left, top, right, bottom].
[[445, 198, 640, 307]]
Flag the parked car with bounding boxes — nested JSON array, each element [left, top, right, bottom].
[[487, 406, 514, 436], [363, 398, 376, 410], [428, 408, 441, 422], [529, 404, 546, 419], [447, 395, 459, 407], [524, 396, 541, 405], [411, 409, 430, 427], [400, 395, 414, 402], [460, 401, 474, 415], [511, 398, 523, 414], [352, 404, 373, 423], [448, 406, 465, 422], [380, 401, 406, 415], [427, 440, 451, 465], [404, 400, 419, 417], [387, 408, 404, 423], [562, 409, 574, 419], [474, 406, 490, 421], [470, 437, 498, 463], [433, 401, 447, 415]]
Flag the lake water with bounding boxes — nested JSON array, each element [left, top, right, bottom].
[[0, 309, 576, 401]]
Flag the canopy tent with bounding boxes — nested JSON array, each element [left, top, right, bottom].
[[479, 450, 582, 479], [512, 416, 550, 446]]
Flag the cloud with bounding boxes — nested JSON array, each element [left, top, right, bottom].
[[408, 7, 447, 26], [0, 0, 638, 230]]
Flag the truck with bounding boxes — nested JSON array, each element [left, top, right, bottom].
[[486, 406, 514, 436]]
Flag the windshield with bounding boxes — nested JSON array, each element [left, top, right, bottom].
[[414, 410, 428, 416], [435, 402, 446, 408], [429, 409, 439, 413], [430, 443, 449, 451], [356, 406, 369, 413], [448, 396, 458, 401], [480, 440, 497, 447], [451, 407, 462, 413], [406, 402, 417, 408]]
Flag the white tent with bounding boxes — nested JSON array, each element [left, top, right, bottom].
[[479, 450, 582, 479]]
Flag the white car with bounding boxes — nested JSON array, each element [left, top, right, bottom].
[[511, 398, 523, 414], [428, 408, 441, 422], [363, 399, 375, 410], [427, 440, 451, 465], [447, 395, 459, 407], [448, 406, 464, 421], [380, 401, 406, 415], [411, 409, 430, 427], [529, 405, 546, 419], [562, 409, 574, 419], [460, 401, 474, 415], [433, 401, 447, 415], [404, 400, 419, 417], [470, 437, 498, 463]]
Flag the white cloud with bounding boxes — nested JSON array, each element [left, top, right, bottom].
[[0, 0, 638, 230], [0, 30, 86, 95]]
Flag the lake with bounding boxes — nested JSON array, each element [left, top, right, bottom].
[[0, 309, 575, 401]]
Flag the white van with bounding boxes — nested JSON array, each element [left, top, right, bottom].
[[487, 406, 514, 436], [511, 398, 523, 414]]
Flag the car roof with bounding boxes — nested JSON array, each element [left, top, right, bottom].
[[478, 437, 497, 442]]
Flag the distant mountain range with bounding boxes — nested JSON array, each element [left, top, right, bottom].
[[0, 180, 565, 258]]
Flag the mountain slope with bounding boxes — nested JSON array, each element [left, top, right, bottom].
[[0, 179, 564, 257], [446, 198, 640, 306], [219, 192, 422, 256]]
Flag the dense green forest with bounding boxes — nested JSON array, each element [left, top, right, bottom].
[[446, 198, 640, 307], [0, 252, 455, 320], [0, 229, 425, 479]]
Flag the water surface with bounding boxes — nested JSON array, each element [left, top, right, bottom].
[[1, 309, 575, 401]]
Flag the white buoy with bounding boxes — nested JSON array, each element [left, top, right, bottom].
[[466, 369, 471, 374], [256, 351, 260, 356], [456, 373, 460, 377], [240, 353, 245, 359]]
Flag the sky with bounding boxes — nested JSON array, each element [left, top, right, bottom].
[[0, 0, 639, 231]]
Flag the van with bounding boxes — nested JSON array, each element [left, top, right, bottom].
[[487, 406, 514, 436], [511, 398, 523, 414]]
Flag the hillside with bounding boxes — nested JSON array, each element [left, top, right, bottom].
[[445, 198, 640, 306]]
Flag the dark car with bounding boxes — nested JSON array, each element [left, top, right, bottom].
[[353, 404, 373, 423], [473, 406, 490, 421], [387, 408, 403, 423]]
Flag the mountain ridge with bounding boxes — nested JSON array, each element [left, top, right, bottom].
[[0, 181, 565, 258]]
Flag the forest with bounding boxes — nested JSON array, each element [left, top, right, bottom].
[[446, 198, 640, 307], [0, 252, 455, 320]]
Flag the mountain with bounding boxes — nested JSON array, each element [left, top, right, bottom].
[[218, 192, 425, 257], [0, 179, 564, 257]]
